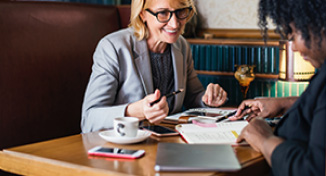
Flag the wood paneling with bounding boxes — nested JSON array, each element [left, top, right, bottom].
[[196, 28, 281, 40]]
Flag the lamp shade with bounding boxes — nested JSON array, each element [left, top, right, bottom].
[[279, 41, 315, 81]]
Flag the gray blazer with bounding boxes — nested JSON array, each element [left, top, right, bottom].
[[81, 28, 205, 133]]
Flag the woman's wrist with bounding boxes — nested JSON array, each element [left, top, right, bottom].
[[277, 97, 298, 113], [125, 101, 145, 119], [261, 136, 284, 166]]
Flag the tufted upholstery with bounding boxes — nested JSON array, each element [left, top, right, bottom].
[[0, 1, 130, 150]]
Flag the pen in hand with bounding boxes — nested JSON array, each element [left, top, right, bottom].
[[149, 89, 184, 106], [216, 105, 251, 122]]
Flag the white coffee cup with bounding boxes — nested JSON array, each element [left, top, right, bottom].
[[113, 117, 139, 137]]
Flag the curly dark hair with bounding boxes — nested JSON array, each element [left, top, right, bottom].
[[258, 0, 326, 48]]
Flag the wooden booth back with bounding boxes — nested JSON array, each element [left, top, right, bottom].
[[0, 1, 130, 149]]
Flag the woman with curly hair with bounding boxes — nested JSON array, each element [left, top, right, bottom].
[[231, 0, 325, 175]]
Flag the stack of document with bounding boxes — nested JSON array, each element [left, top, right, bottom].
[[164, 108, 237, 124]]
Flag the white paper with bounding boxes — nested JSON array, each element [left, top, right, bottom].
[[176, 121, 248, 145]]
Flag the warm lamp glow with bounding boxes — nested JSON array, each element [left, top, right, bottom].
[[234, 65, 255, 100], [279, 41, 315, 81]]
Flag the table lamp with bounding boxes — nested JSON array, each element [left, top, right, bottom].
[[279, 41, 315, 81], [277, 41, 314, 97]]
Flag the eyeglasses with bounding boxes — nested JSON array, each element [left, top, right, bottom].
[[145, 7, 193, 23]]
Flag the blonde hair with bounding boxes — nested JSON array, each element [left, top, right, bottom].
[[128, 0, 197, 41]]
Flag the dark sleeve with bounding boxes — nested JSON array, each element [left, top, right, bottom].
[[271, 104, 326, 176]]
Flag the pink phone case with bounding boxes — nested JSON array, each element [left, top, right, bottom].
[[142, 126, 179, 137], [88, 152, 143, 159], [88, 147, 145, 159]]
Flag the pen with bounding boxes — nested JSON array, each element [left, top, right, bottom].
[[215, 105, 251, 122], [149, 89, 184, 106]]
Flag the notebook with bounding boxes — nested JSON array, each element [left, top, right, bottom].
[[175, 120, 248, 145], [155, 143, 241, 172]]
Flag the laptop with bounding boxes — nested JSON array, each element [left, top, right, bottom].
[[155, 143, 241, 172]]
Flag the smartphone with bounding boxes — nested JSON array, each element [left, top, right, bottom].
[[141, 125, 179, 136], [88, 146, 145, 159], [185, 111, 223, 117]]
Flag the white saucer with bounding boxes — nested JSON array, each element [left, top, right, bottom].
[[99, 129, 151, 144]]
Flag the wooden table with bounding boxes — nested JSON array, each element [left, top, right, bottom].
[[0, 126, 270, 176]]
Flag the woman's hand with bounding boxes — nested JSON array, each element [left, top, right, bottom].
[[202, 83, 228, 107], [229, 97, 290, 121], [236, 118, 284, 165], [143, 89, 169, 124], [236, 118, 274, 151], [125, 89, 169, 124]]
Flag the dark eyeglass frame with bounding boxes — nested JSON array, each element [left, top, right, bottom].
[[145, 7, 193, 23]]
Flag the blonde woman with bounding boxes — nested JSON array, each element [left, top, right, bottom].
[[81, 0, 227, 133]]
